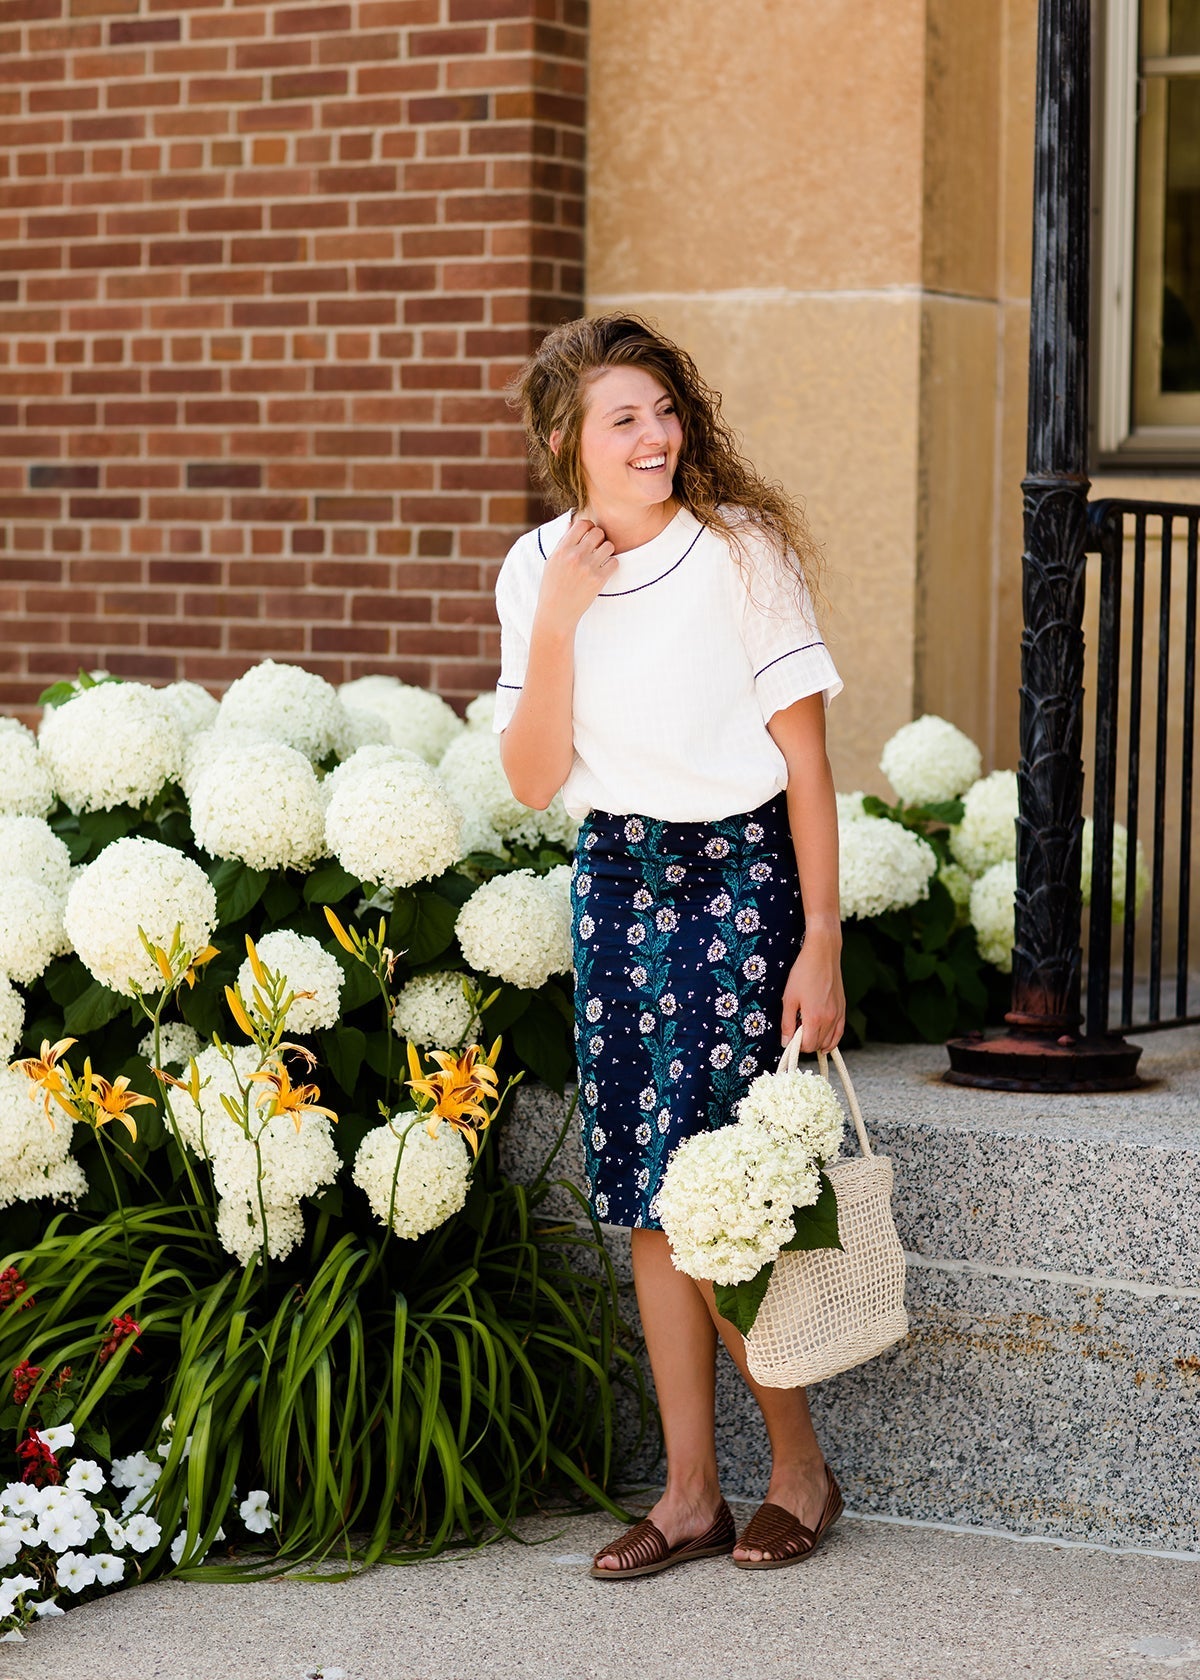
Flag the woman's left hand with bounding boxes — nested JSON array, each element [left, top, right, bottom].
[[780, 925, 845, 1054]]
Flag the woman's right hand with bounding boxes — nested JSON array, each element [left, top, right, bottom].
[[535, 517, 617, 633]]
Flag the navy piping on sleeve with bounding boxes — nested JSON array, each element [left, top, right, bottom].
[[497, 682, 522, 690], [754, 642, 826, 680], [537, 528, 547, 557]]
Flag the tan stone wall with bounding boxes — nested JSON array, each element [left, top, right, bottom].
[[586, 0, 1038, 793]]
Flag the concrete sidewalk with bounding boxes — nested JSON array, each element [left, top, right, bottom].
[[5, 1505, 1200, 1680]]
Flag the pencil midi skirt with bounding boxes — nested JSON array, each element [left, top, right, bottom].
[[570, 792, 805, 1230]]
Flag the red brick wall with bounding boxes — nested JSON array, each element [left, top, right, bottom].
[[0, 0, 586, 715]]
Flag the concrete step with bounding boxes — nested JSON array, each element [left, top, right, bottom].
[[503, 1027, 1200, 1553]]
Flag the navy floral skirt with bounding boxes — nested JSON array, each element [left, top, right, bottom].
[[570, 793, 804, 1229]]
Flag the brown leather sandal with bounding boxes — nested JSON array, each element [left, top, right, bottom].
[[732, 1469, 843, 1570], [589, 1499, 736, 1580]]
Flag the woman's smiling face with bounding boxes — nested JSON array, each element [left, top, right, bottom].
[[574, 365, 683, 515]]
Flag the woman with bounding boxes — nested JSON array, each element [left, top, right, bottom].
[[494, 314, 846, 1576]]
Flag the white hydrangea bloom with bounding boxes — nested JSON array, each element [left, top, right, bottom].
[[454, 869, 572, 990], [338, 676, 464, 764], [216, 660, 348, 763], [464, 690, 497, 731], [949, 769, 1019, 876], [181, 724, 273, 800], [39, 682, 184, 813], [438, 730, 577, 853], [969, 858, 1017, 972], [167, 1041, 338, 1263], [235, 930, 343, 1035], [160, 680, 219, 738], [320, 742, 422, 808], [138, 1020, 203, 1070], [735, 1069, 844, 1163], [0, 974, 24, 1057], [835, 791, 873, 827], [392, 970, 479, 1050], [879, 714, 982, 806], [838, 819, 936, 920], [0, 1064, 86, 1211], [937, 858, 975, 913], [190, 741, 328, 872], [1081, 817, 1151, 920], [0, 815, 71, 898], [336, 704, 392, 757], [65, 836, 217, 997], [324, 756, 462, 890], [0, 719, 55, 818], [353, 1116, 471, 1240], [0, 877, 67, 985], [657, 1121, 818, 1286]]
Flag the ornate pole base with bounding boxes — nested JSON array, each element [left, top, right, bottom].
[[944, 1029, 1142, 1092]]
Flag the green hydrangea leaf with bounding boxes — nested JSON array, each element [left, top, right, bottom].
[[302, 862, 361, 905], [64, 979, 127, 1035], [780, 1172, 842, 1252], [713, 1260, 776, 1336]]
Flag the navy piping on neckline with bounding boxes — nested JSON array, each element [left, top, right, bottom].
[[754, 642, 826, 680], [535, 519, 702, 597]]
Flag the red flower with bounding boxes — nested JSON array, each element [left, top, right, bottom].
[[11, 1360, 42, 1405], [16, 1428, 60, 1487], [0, 1267, 33, 1311], [98, 1314, 141, 1366]]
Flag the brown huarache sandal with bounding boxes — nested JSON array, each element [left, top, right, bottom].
[[732, 1468, 844, 1571], [589, 1499, 736, 1580]]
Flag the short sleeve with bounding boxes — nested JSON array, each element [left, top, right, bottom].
[[492, 533, 542, 733], [736, 532, 843, 721]]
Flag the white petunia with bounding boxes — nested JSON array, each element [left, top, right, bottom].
[[32, 1598, 67, 1617], [91, 1553, 125, 1586], [190, 741, 328, 873], [838, 818, 937, 920], [64, 1459, 104, 1494], [238, 1490, 277, 1535], [35, 1424, 74, 1452], [215, 660, 348, 763], [0, 876, 67, 985], [0, 815, 72, 898], [0, 719, 55, 818], [969, 859, 1017, 972], [55, 1551, 97, 1592], [39, 682, 184, 813], [0, 974, 24, 1059], [392, 970, 479, 1051], [949, 770, 1019, 876], [160, 680, 219, 738], [324, 755, 461, 890], [36, 1509, 84, 1552], [236, 930, 343, 1036], [353, 1116, 471, 1241], [455, 869, 572, 992], [138, 1020, 203, 1071], [122, 1513, 162, 1553], [337, 676, 463, 764], [879, 714, 982, 806], [110, 1450, 156, 1490], [65, 836, 217, 997]]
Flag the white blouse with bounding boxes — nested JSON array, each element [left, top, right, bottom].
[[492, 506, 843, 823]]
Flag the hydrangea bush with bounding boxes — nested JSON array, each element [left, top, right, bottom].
[[0, 662, 633, 1632]]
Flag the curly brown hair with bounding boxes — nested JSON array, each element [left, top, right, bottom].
[[508, 312, 827, 617]]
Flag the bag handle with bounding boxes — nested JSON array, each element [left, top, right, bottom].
[[776, 1026, 874, 1159]]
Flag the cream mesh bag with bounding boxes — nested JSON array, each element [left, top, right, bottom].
[[745, 1036, 908, 1389]]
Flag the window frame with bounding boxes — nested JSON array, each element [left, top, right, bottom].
[[1097, 0, 1200, 462]]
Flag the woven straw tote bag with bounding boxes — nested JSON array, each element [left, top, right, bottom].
[[744, 1032, 909, 1389]]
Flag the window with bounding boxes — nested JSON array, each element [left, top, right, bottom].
[[1099, 0, 1200, 458]]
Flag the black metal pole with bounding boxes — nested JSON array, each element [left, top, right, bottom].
[[946, 0, 1141, 1090]]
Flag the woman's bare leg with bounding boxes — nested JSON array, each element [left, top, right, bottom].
[[697, 1281, 829, 1563], [593, 1228, 723, 1568]]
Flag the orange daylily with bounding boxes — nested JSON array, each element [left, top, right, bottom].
[[248, 1056, 338, 1132], [405, 1040, 502, 1157], [82, 1066, 154, 1142], [10, 1038, 77, 1122]]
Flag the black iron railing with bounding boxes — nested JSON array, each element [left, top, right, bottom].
[[1084, 499, 1200, 1037]]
